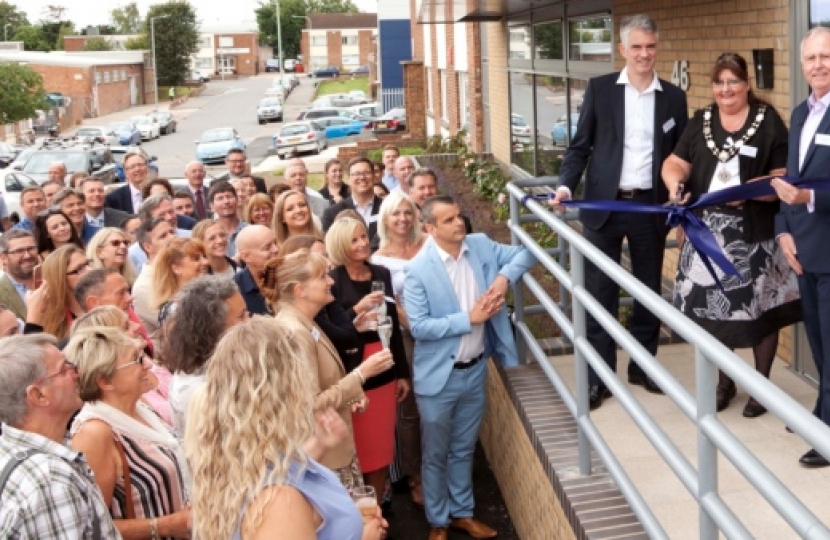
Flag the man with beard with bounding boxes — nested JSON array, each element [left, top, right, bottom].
[[0, 230, 38, 320]]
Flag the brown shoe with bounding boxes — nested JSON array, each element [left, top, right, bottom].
[[450, 517, 498, 539], [409, 476, 424, 508], [428, 527, 448, 540]]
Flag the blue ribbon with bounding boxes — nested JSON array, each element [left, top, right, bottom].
[[523, 176, 830, 290]]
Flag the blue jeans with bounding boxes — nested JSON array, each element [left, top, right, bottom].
[[416, 359, 487, 527]]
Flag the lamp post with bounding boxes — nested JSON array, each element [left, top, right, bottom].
[[274, 0, 284, 75], [4, 24, 11, 42], [150, 15, 169, 111]]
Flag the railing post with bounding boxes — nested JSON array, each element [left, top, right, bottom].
[[509, 189, 528, 364], [696, 346, 718, 539], [570, 242, 592, 476]]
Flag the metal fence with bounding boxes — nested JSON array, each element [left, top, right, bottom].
[[506, 176, 830, 539], [380, 87, 404, 113]]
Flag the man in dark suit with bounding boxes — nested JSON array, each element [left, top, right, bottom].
[[549, 14, 688, 409], [215, 148, 267, 194], [0, 230, 38, 320], [80, 177, 129, 228], [771, 26, 830, 468], [183, 161, 210, 220], [323, 157, 382, 239], [234, 225, 280, 315], [105, 152, 148, 214]]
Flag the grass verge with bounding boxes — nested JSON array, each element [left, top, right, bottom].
[[315, 77, 369, 97]]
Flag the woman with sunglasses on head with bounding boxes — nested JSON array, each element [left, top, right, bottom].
[[88, 227, 138, 287], [25, 244, 90, 339], [663, 52, 801, 415], [33, 207, 84, 259], [69, 326, 191, 539]]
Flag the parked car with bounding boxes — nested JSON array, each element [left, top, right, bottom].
[[149, 112, 177, 135], [349, 65, 369, 76], [314, 117, 366, 139], [265, 59, 281, 72], [285, 74, 300, 89], [0, 169, 40, 224], [511, 113, 532, 144], [349, 90, 367, 101], [107, 121, 142, 146], [22, 144, 118, 185], [111, 146, 159, 182], [272, 121, 327, 159], [284, 59, 298, 72], [264, 86, 286, 101], [257, 98, 284, 124], [312, 66, 340, 78], [195, 127, 246, 165], [8, 145, 41, 171], [0, 143, 20, 168], [301, 108, 354, 122], [346, 102, 381, 126], [131, 116, 161, 140], [191, 71, 211, 82], [551, 113, 580, 146], [371, 108, 407, 135], [74, 126, 118, 146], [313, 94, 368, 108]]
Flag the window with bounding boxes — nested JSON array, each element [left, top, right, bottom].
[[218, 36, 233, 48], [440, 70, 448, 121], [534, 21, 564, 60], [341, 35, 358, 45], [311, 36, 326, 46], [194, 57, 213, 69], [94, 71, 101, 84], [508, 26, 530, 63], [311, 56, 328, 69], [103, 71, 111, 83], [568, 16, 612, 62], [112, 70, 119, 82], [121, 69, 127, 80], [199, 36, 212, 48], [510, 73, 534, 169], [342, 55, 359, 65]]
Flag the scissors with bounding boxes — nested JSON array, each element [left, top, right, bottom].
[[664, 183, 685, 207]]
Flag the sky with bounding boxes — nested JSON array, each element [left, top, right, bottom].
[[10, 0, 378, 31]]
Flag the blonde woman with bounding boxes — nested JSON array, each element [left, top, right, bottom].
[[191, 220, 238, 278], [149, 238, 209, 316], [244, 193, 275, 227], [69, 326, 191, 539], [87, 227, 138, 287], [261, 249, 393, 492], [186, 317, 386, 540], [25, 244, 90, 338], [272, 189, 321, 245]]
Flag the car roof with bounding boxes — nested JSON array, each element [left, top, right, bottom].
[[281, 121, 319, 129]]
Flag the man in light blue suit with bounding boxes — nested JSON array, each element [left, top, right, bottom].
[[404, 195, 536, 540]]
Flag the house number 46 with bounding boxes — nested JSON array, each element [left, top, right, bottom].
[[671, 60, 690, 91]]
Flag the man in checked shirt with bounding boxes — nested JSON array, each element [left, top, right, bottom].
[[0, 334, 120, 539]]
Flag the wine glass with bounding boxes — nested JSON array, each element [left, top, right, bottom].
[[377, 315, 393, 349], [370, 280, 386, 318]]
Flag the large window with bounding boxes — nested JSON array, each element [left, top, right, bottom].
[[568, 16, 612, 62], [510, 73, 534, 169], [534, 21, 563, 60], [341, 35, 358, 45], [311, 36, 326, 46], [508, 26, 530, 61]]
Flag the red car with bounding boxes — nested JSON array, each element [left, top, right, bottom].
[[371, 108, 407, 135]]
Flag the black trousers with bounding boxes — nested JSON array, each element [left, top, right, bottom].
[[580, 194, 665, 388]]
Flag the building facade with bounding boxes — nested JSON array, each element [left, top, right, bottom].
[[191, 32, 267, 78], [298, 13, 378, 73]]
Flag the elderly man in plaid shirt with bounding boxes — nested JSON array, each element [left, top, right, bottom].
[[0, 334, 120, 539]]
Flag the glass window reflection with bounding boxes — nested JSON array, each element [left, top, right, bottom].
[[568, 17, 612, 62]]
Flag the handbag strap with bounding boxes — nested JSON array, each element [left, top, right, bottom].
[[114, 438, 136, 520]]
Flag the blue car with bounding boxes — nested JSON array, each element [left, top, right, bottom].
[[195, 127, 246, 165], [312, 66, 340, 78], [107, 121, 142, 146], [314, 117, 366, 139], [551, 113, 580, 147]]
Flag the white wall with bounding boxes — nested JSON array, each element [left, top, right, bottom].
[[453, 22, 467, 72], [436, 22, 445, 69], [378, 0, 410, 20], [423, 22, 431, 68]]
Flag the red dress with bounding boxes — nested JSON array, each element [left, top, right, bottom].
[[351, 341, 398, 472]]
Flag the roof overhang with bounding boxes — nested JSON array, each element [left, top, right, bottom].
[[417, 0, 563, 24]]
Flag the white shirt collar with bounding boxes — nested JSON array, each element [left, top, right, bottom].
[[433, 240, 469, 264], [617, 67, 662, 93]]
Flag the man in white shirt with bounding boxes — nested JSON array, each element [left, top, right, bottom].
[[80, 177, 129, 228], [548, 14, 688, 409], [380, 144, 400, 191], [391, 156, 416, 196], [282, 159, 329, 219], [105, 152, 148, 214]]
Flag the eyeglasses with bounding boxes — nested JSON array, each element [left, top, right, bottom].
[[115, 351, 148, 371], [125, 163, 147, 171], [108, 239, 129, 248], [226, 159, 246, 164], [6, 245, 38, 256], [67, 260, 92, 276], [350, 171, 373, 177], [31, 360, 78, 386], [712, 79, 743, 89]]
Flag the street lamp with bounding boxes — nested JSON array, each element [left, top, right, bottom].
[[150, 14, 170, 110], [4, 24, 12, 42], [273, 0, 284, 75]]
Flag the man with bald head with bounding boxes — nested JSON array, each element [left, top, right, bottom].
[[392, 156, 416, 195], [47, 161, 68, 186], [185, 160, 210, 220], [283, 158, 329, 219], [233, 225, 280, 315]]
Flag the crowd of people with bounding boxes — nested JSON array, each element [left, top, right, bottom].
[[0, 138, 535, 540]]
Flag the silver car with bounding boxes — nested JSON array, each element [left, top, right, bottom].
[[0, 169, 40, 225], [75, 126, 118, 146], [257, 98, 284, 124], [272, 121, 327, 159]]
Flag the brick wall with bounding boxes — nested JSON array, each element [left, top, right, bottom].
[[485, 21, 511, 166], [300, 32, 309, 70], [326, 31, 343, 69], [63, 36, 86, 52], [428, 17, 439, 134], [403, 60, 426, 140], [466, 22, 485, 153], [225, 33, 260, 76], [410, 0, 423, 61], [358, 29, 374, 66]]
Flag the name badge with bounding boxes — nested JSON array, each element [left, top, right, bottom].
[[663, 118, 676, 133], [311, 327, 321, 342], [816, 133, 830, 147], [738, 145, 758, 158], [367, 214, 379, 224]]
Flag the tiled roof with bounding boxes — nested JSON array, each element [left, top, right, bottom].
[[306, 13, 378, 30]]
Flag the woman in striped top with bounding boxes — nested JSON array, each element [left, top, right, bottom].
[[68, 326, 191, 539]]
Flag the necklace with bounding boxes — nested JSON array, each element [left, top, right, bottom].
[[703, 105, 765, 183]]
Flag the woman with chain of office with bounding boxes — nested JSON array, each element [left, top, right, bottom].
[[662, 52, 802, 415]]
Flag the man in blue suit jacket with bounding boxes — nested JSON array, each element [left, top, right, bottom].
[[404, 196, 536, 539], [771, 26, 830, 468], [548, 14, 688, 409]]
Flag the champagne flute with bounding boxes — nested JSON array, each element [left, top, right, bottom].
[[370, 280, 386, 321], [377, 315, 393, 350], [351, 485, 377, 522]]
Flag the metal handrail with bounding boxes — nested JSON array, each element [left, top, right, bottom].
[[505, 178, 830, 539]]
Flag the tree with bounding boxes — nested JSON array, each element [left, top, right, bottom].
[[0, 63, 48, 124], [82, 36, 113, 51], [143, 1, 199, 86], [307, 0, 358, 11], [111, 2, 142, 34], [12, 25, 51, 51], [0, 1, 30, 39], [54, 22, 74, 50], [38, 20, 74, 50], [124, 34, 149, 50], [255, 0, 360, 59], [41, 5, 68, 22]]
